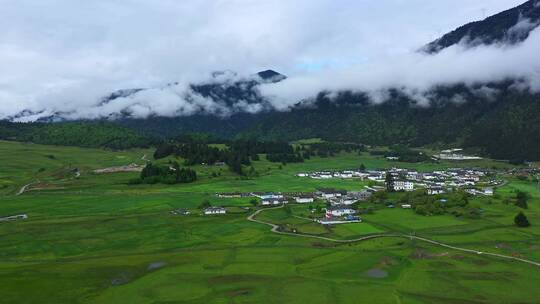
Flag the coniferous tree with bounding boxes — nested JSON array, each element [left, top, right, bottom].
[[516, 191, 529, 209], [385, 172, 394, 192], [515, 212, 531, 227]]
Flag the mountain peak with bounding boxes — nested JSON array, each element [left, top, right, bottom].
[[257, 70, 287, 82], [424, 0, 540, 53]]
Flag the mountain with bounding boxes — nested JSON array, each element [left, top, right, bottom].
[[101, 70, 285, 106], [6, 70, 287, 123], [117, 1, 540, 159], [424, 0, 540, 53], [257, 70, 287, 82], [3, 1, 540, 160], [241, 83, 540, 161]]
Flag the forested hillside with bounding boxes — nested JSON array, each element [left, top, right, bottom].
[[0, 121, 153, 149], [103, 83, 540, 161], [242, 86, 540, 161], [424, 0, 540, 53]]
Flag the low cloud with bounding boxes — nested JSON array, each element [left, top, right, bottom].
[[0, 0, 535, 121], [259, 25, 540, 108]]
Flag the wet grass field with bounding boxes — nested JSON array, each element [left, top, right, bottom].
[[0, 140, 539, 303]]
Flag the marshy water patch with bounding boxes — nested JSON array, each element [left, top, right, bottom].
[[147, 261, 167, 271], [364, 268, 388, 279]]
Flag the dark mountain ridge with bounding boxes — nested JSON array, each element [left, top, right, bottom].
[[424, 0, 540, 53]]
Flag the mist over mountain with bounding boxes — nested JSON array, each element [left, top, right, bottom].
[[7, 70, 287, 123], [424, 0, 540, 53], [2, 1, 540, 160]]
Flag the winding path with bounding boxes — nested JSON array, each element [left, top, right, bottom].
[[247, 205, 540, 267], [16, 180, 39, 196]]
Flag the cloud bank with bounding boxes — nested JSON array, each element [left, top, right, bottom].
[[0, 0, 535, 121], [260, 25, 540, 108]]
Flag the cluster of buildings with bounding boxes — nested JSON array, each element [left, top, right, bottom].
[[213, 189, 374, 225], [297, 170, 367, 180], [391, 168, 494, 196], [204, 165, 498, 224], [297, 167, 495, 196]]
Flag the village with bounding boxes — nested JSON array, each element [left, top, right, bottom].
[[297, 167, 499, 195], [203, 166, 506, 226]]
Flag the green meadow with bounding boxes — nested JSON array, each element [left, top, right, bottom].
[[1, 140, 539, 303]]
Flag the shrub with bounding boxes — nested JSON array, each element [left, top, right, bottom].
[[514, 212, 531, 227]]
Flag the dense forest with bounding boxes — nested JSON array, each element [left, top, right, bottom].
[[152, 140, 305, 175], [129, 162, 197, 185], [0, 121, 154, 149], [240, 87, 540, 161], [370, 145, 430, 163]]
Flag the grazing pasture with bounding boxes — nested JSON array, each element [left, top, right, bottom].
[[0, 140, 539, 303]]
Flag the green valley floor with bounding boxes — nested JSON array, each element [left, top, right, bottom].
[[1, 140, 539, 303]]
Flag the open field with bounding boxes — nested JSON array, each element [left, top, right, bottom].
[[1, 140, 539, 303]]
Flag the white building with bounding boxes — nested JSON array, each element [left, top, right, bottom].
[[407, 171, 420, 181], [437, 149, 482, 161], [393, 180, 414, 192], [262, 198, 288, 206], [256, 193, 283, 200], [427, 186, 445, 195], [294, 196, 314, 204], [325, 207, 356, 217], [319, 215, 362, 225], [318, 189, 343, 199], [204, 207, 226, 215], [348, 191, 372, 201]]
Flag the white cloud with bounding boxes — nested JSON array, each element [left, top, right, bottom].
[[260, 26, 540, 107], [0, 0, 531, 120]]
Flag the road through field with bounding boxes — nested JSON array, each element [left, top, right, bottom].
[[16, 180, 39, 196], [247, 205, 540, 267], [141, 154, 150, 162]]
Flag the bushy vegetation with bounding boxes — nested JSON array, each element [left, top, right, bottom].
[[396, 190, 476, 217], [515, 212, 531, 227], [384, 145, 430, 163], [301, 142, 365, 158], [516, 190, 530, 209], [152, 140, 305, 175], [130, 162, 197, 185], [266, 153, 304, 163], [0, 121, 154, 149]]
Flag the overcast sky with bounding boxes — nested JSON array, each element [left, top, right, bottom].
[[0, 0, 533, 119]]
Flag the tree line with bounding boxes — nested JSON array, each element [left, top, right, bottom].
[[152, 140, 307, 175], [0, 121, 155, 149], [129, 162, 197, 185]]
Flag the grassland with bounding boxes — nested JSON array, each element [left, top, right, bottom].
[[0, 140, 539, 303]]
